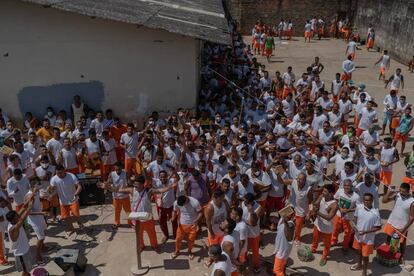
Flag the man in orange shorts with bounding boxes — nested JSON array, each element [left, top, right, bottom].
[[6, 169, 30, 213], [342, 55, 355, 81], [382, 183, 414, 263], [375, 50, 390, 81], [393, 106, 414, 155], [120, 123, 139, 177], [273, 211, 295, 276], [350, 193, 381, 275], [49, 165, 84, 235], [171, 195, 202, 260], [379, 137, 399, 194], [304, 21, 311, 43]]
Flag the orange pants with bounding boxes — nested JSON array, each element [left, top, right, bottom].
[[115, 147, 125, 162], [341, 73, 352, 81], [113, 197, 131, 226], [231, 271, 238, 276], [125, 158, 136, 176], [138, 219, 158, 248], [356, 127, 364, 137], [175, 224, 198, 253], [0, 233, 6, 264], [273, 257, 288, 276], [311, 226, 332, 260], [248, 235, 260, 269], [348, 52, 355, 61], [60, 202, 80, 219], [101, 164, 113, 180], [331, 215, 352, 249], [366, 38, 374, 49], [295, 215, 305, 241]]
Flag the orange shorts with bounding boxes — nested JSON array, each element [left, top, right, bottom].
[[380, 66, 386, 75], [341, 73, 352, 81], [208, 232, 224, 246], [380, 170, 392, 186], [60, 202, 80, 219], [349, 53, 355, 61], [384, 223, 407, 243], [304, 31, 311, 38], [367, 38, 374, 48], [352, 240, 374, 257], [40, 196, 60, 210], [394, 131, 409, 142]]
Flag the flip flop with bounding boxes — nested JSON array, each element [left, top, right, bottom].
[[188, 253, 195, 260], [350, 264, 362, 271], [171, 252, 179, 260], [319, 259, 327, 267]]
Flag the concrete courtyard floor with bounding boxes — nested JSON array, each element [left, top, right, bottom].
[[2, 37, 414, 276]]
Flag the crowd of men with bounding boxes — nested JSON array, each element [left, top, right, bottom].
[[0, 18, 414, 276]]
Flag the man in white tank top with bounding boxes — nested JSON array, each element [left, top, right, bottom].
[[210, 244, 232, 276], [382, 183, 414, 263], [6, 194, 35, 276], [70, 95, 88, 123], [57, 138, 80, 174], [273, 213, 295, 276], [379, 137, 399, 194], [220, 218, 240, 275], [205, 189, 229, 267], [385, 68, 404, 92], [311, 184, 338, 266], [375, 50, 390, 80], [25, 181, 48, 264]]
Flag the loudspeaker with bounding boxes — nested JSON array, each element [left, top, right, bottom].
[[54, 249, 88, 272], [78, 177, 105, 206]]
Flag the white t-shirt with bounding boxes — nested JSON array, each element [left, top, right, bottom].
[[153, 179, 175, 208], [46, 138, 63, 160], [120, 132, 139, 159], [234, 221, 248, 254], [173, 196, 201, 225], [6, 176, 30, 205], [110, 171, 129, 200], [50, 173, 79, 205], [334, 188, 360, 220], [354, 204, 381, 245], [358, 108, 377, 130], [289, 180, 311, 217]]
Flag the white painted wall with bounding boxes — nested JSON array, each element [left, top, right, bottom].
[[0, 0, 199, 121]]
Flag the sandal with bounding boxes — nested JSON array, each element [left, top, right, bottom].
[[350, 264, 362, 271], [319, 258, 327, 267], [203, 259, 213, 268], [171, 252, 179, 259], [188, 253, 195, 260]]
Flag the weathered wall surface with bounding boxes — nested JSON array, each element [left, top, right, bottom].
[[226, 0, 352, 35], [354, 0, 414, 63], [0, 0, 198, 120]]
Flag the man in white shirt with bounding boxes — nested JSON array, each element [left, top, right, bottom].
[[350, 193, 381, 275], [89, 111, 105, 139], [49, 165, 83, 235], [342, 55, 356, 81], [357, 101, 377, 137], [46, 127, 63, 162], [375, 49, 390, 80], [282, 66, 295, 98], [345, 38, 358, 61], [120, 123, 139, 176], [7, 169, 30, 212]]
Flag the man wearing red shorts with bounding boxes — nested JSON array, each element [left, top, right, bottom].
[[49, 165, 83, 235]]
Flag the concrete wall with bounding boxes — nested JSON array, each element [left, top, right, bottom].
[[226, 0, 353, 35], [0, 0, 199, 121], [354, 0, 414, 64]]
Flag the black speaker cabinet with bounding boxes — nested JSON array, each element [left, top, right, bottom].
[[78, 177, 105, 206]]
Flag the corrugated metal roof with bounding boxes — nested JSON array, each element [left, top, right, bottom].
[[21, 0, 231, 44]]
